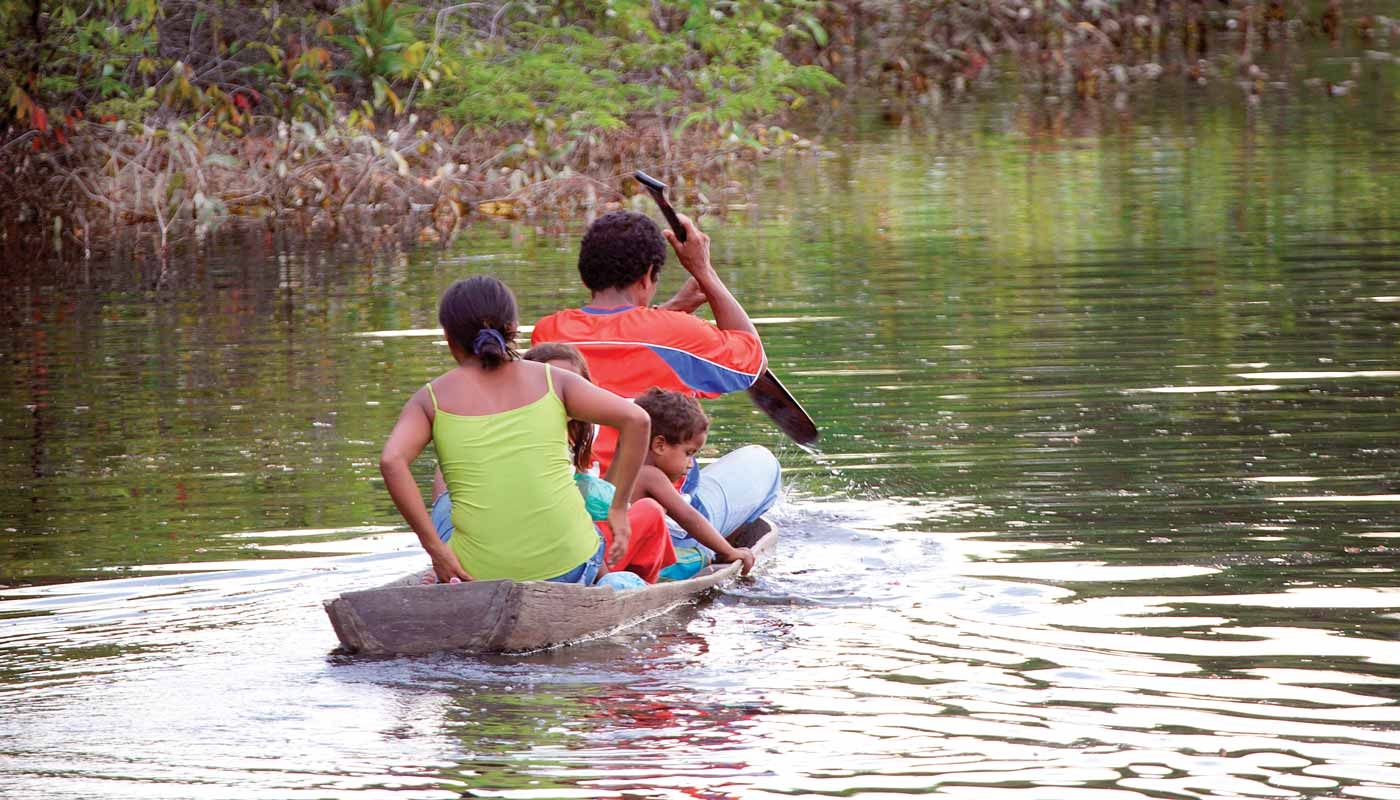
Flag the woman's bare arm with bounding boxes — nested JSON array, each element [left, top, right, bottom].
[[555, 368, 650, 564], [380, 388, 471, 582]]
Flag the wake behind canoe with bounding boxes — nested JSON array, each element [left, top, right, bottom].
[[324, 518, 777, 655]]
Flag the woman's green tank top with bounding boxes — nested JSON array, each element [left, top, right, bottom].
[[428, 365, 598, 581]]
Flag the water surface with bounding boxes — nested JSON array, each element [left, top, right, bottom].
[[3, 79, 1400, 798]]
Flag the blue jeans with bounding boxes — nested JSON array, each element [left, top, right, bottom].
[[430, 492, 604, 584], [544, 536, 605, 585], [667, 444, 782, 559]]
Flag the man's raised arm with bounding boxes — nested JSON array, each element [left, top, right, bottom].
[[660, 213, 760, 341]]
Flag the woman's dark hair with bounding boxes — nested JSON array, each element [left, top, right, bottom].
[[438, 276, 519, 370], [634, 387, 709, 445], [523, 343, 595, 471], [577, 210, 667, 291]]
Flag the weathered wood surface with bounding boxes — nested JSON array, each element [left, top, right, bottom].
[[325, 519, 776, 655]]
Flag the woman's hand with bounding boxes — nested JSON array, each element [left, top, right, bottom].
[[557, 369, 650, 531], [605, 506, 631, 566], [428, 542, 473, 584]]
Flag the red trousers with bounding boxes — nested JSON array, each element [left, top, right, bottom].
[[596, 498, 676, 583]]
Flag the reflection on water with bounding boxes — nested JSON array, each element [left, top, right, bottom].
[[4, 78, 1400, 797], [3, 503, 1399, 799]]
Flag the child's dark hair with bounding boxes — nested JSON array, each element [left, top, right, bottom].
[[438, 276, 518, 369], [523, 342, 595, 471], [577, 211, 667, 291], [634, 388, 709, 445]]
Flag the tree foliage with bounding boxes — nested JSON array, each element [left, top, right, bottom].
[[1, 1, 1393, 249], [1, 0, 838, 145]]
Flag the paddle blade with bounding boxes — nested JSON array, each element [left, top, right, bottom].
[[747, 370, 819, 445]]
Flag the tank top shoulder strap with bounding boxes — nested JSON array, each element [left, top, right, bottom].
[[543, 363, 567, 410], [425, 382, 440, 412]]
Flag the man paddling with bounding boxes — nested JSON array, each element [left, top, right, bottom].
[[532, 210, 781, 561]]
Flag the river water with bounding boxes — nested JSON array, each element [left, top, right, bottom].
[[4, 74, 1400, 798]]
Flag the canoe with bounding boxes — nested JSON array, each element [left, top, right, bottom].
[[323, 518, 777, 655]]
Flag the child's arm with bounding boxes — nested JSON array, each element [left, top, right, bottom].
[[381, 388, 472, 583], [634, 466, 755, 575], [555, 368, 650, 565]]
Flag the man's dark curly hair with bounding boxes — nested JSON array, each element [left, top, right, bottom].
[[577, 211, 667, 291], [634, 387, 709, 445]]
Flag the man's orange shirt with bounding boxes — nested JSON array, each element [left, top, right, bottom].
[[531, 304, 765, 471]]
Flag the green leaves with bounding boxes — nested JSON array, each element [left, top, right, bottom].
[[371, 75, 403, 115], [425, 0, 839, 150], [0, 0, 841, 162], [334, 0, 427, 84], [123, 0, 158, 23], [794, 12, 828, 47]]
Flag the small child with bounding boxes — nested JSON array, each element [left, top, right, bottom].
[[632, 388, 755, 578], [523, 343, 676, 584], [521, 343, 601, 475]]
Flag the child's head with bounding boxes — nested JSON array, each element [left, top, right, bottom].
[[523, 342, 590, 381], [523, 342, 595, 472], [634, 388, 709, 482], [438, 275, 518, 369], [577, 211, 667, 292]]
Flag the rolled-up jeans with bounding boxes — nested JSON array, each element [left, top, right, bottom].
[[667, 444, 782, 559]]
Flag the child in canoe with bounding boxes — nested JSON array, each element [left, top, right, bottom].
[[379, 275, 650, 585], [632, 388, 756, 579], [522, 342, 676, 584]]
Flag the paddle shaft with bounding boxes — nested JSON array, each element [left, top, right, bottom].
[[634, 170, 687, 243], [632, 170, 819, 445]]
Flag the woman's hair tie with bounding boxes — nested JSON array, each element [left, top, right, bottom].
[[472, 328, 508, 356]]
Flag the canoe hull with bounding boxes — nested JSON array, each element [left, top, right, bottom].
[[324, 519, 776, 655]]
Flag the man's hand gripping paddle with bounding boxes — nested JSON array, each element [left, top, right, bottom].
[[634, 170, 819, 446]]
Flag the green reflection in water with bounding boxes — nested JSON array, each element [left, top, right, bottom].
[[1, 85, 1397, 597]]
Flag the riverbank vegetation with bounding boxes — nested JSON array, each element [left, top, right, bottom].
[[2, 1, 1396, 258]]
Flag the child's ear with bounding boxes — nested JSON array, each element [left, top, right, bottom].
[[649, 434, 668, 454]]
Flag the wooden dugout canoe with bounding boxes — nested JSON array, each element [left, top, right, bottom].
[[324, 519, 777, 655]]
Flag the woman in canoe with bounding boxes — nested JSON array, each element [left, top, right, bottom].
[[379, 275, 651, 585]]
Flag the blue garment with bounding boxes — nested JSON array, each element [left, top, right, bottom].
[[573, 472, 616, 521], [657, 546, 710, 582], [597, 571, 647, 591], [430, 490, 455, 543], [666, 444, 782, 560], [544, 536, 605, 585]]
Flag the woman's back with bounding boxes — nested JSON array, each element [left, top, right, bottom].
[[428, 359, 552, 416], [429, 361, 597, 581], [380, 273, 651, 586]]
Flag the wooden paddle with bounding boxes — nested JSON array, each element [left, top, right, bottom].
[[634, 170, 819, 445]]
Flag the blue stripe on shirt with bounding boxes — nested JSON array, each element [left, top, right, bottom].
[[580, 305, 637, 315], [647, 344, 760, 394]]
